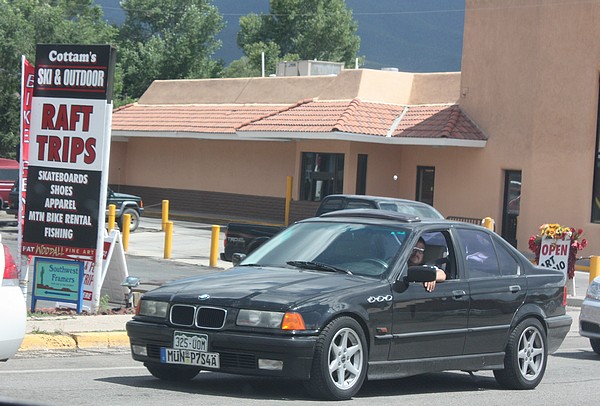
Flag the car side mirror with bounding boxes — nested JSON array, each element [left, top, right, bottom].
[[232, 253, 247, 267], [406, 265, 438, 282], [393, 265, 438, 292]]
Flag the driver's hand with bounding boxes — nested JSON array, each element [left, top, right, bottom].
[[424, 280, 436, 292]]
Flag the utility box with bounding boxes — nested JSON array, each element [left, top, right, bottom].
[[276, 60, 344, 77]]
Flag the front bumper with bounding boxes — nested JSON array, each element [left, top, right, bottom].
[[126, 320, 317, 379], [580, 298, 600, 339]]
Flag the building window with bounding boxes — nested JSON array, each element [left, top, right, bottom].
[[416, 166, 435, 206], [300, 152, 344, 201], [356, 154, 368, 195], [502, 171, 521, 247]]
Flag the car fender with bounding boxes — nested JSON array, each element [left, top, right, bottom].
[[296, 283, 393, 352], [106, 200, 139, 217], [510, 303, 548, 333]]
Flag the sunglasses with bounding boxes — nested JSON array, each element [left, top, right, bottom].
[[412, 247, 425, 253]]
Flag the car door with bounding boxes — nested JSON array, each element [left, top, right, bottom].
[[455, 227, 527, 355], [389, 229, 470, 360]]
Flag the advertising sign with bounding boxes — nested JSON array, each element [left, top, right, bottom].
[[538, 236, 570, 274], [23, 44, 116, 313], [31, 257, 83, 313]]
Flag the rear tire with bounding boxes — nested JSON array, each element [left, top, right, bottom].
[[590, 338, 600, 354], [304, 317, 368, 400], [144, 362, 200, 381], [494, 318, 547, 389], [118, 208, 140, 232]]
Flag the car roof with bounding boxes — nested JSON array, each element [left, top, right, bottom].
[[323, 194, 428, 204], [319, 194, 445, 219], [320, 208, 423, 223], [306, 208, 487, 230]]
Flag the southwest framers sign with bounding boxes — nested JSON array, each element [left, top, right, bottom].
[[22, 44, 115, 262]]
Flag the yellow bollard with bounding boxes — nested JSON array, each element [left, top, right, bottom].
[[590, 256, 600, 284], [285, 176, 293, 227], [162, 200, 169, 231], [482, 217, 495, 231], [164, 221, 173, 259], [107, 204, 116, 232], [122, 213, 130, 251], [210, 225, 220, 267]]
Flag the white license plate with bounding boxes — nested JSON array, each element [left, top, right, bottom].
[[160, 348, 220, 368], [173, 330, 208, 351]]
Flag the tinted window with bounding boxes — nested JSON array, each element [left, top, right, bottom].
[[346, 200, 374, 209], [378, 202, 444, 219], [494, 240, 521, 276], [316, 197, 344, 215], [457, 229, 501, 278]]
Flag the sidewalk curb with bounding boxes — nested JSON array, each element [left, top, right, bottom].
[[19, 331, 129, 352]]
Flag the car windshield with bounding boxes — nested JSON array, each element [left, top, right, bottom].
[[378, 202, 444, 219], [240, 221, 412, 277]]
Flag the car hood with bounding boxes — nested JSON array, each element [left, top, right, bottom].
[[144, 266, 377, 310]]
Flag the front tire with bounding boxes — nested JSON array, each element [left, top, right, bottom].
[[494, 318, 547, 389], [304, 317, 368, 400], [144, 362, 200, 381], [590, 338, 600, 354], [118, 208, 140, 232]]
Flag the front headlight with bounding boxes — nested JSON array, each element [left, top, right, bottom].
[[236, 309, 284, 328], [138, 300, 169, 318], [586, 278, 600, 300]]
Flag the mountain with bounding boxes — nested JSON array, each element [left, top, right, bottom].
[[94, 0, 464, 73]]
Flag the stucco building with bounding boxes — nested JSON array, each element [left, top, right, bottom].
[[110, 0, 600, 255]]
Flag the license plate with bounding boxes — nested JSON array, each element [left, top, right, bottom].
[[173, 330, 208, 351], [160, 348, 220, 368]]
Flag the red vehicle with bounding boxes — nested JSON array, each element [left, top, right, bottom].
[[0, 159, 18, 210]]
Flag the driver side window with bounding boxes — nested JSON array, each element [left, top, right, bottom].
[[419, 230, 455, 280]]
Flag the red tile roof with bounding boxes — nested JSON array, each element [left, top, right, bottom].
[[112, 104, 291, 134], [112, 98, 486, 142]]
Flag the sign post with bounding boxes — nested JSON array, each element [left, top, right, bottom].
[[23, 44, 116, 313]]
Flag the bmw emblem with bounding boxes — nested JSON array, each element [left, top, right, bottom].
[[198, 294, 210, 301]]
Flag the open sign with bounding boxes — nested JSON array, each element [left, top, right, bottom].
[[538, 236, 570, 274]]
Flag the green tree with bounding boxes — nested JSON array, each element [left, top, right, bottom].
[[0, 0, 116, 159], [234, 0, 360, 76], [118, 0, 225, 99]]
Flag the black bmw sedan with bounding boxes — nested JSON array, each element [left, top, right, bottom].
[[127, 209, 571, 400]]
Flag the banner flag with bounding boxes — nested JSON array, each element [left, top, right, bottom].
[[18, 56, 35, 296]]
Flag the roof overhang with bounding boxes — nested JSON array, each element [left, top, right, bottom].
[[112, 130, 486, 147], [238, 131, 487, 147]]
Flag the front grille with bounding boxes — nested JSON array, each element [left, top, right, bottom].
[[170, 304, 195, 326], [581, 321, 600, 334], [196, 307, 227, 329], [169, 304, 227, 329]]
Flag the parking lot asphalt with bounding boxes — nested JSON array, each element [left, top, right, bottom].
[[3, 212, 592, 353]]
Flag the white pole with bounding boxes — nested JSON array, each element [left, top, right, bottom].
[[261, 52, 265, 77], [355, 57, 359, 69]]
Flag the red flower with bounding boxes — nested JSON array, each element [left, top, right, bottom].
[[529, 224, 587, 279]]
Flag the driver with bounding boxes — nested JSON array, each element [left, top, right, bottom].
[[408, 237, 446, 292]]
